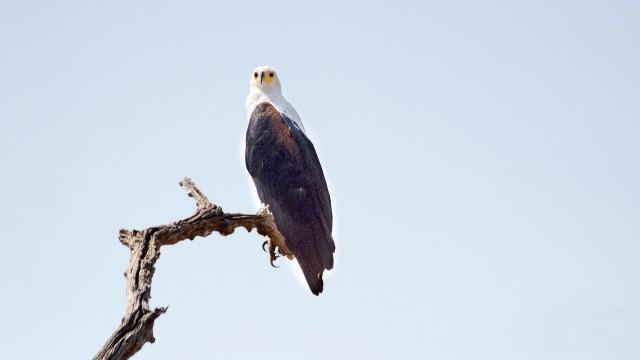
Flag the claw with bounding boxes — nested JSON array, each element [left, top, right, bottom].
[[268, 239, 280, 267], [263, 236, 283, 267], [269, 251, 281, 268]]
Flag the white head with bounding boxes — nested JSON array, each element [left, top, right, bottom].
[[250, 66, 282, 94], [245, 66, 306, 133]]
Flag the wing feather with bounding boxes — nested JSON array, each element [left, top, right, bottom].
[[245, 102, 334, 295]]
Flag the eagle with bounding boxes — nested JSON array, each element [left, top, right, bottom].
[[245, 66, 335, 295]]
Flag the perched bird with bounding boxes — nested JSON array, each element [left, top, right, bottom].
[[245, 66, 335, 295]]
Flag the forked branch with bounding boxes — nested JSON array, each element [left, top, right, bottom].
[[94, 177, 291, 360]]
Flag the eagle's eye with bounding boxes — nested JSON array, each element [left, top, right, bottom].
[[253, 72, 258, 78], [269, 72, 274, 77]]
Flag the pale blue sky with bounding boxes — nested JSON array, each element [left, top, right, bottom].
[[1, 1, 639, 359]]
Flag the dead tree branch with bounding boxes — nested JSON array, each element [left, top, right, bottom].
[[94, 177, 292, 360]]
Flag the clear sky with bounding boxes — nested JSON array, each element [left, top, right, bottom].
[[1, 1, 639, 359]]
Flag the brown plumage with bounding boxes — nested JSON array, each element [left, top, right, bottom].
[[245, 102, 335, 295]]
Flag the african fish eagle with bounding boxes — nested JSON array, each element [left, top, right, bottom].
[[245, 66, 335, 295]]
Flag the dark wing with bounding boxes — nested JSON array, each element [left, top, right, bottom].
[[245, 102, 335, 295]]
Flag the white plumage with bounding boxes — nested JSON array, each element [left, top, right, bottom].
[[245, 65, 306, 134]]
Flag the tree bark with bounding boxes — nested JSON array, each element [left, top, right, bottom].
[[94, 177, 292, 360]]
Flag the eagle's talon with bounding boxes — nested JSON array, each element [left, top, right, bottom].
[[262, 240, 268, 252], [269, 251, 281, 267], [268, 241, 280, 268]]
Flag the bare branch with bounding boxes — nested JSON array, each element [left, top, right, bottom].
[[179, 177, 215, 211], [94, 177, 291, 360]]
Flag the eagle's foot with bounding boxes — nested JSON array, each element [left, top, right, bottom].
[[262, 237, 281, 268]]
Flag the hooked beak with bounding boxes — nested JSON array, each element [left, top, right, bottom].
[[260, 72, 265, 84]]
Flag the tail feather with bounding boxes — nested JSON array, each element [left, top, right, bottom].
[[297, 257, 324, 296], [288, 222, 333, 295], [271, 202, 335, 295]]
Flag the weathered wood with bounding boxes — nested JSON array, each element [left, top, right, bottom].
[[94, 177, 292, 360]]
